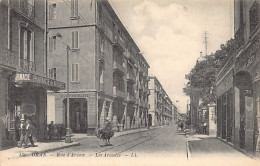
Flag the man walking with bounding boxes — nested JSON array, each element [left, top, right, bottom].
[[26, 119, 35, 147], [18, 118, 27, 148]]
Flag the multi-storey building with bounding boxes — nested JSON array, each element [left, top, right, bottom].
[[148, 76, 173, 126], [216, 0, 259, 156], [0, 0, 65, 148], [47, 0, 150, 135]]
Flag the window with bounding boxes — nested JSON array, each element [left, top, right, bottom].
[[49, 3, 57, 20], [71, 64, 79, 82], [49, 36, 56, 50], [249, 1, 259, 33], [71, 0, 78, 18], [20, 26, 34, 62], [49, 68, 56, 80], [71, 31, 79, 49], [100, 37, 104, 53]]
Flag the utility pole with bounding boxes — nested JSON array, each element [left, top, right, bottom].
[[204, 31, 208, 57], [65, 45, 72, 143]]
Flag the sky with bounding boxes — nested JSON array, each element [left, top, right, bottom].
[[108, 0, 234, 113]]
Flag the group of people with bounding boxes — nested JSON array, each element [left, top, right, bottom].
[[17, 118, 35, 148], [47, 121, 64, 141]]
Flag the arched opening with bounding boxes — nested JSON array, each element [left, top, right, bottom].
[[234, 71, 253, 149]]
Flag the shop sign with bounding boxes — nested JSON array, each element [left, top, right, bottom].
[[14, 73, 65, 90], [216, 71, 233, 96], [235, 37, 259, 72], [61, 93, 89, 98]]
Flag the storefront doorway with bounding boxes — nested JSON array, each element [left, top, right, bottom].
[[63, 98, 88, 133]]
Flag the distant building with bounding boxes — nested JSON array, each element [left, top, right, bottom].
[[47, 0, 150, 135], [216, 0, 259, 156], [148, 76, 173, 126], [0, 0, 65, 148]]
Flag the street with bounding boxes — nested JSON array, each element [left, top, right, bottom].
[[2, 124, 257, 166], [49, 125, 187, 158]]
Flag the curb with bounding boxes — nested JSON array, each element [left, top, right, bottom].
[[7, 142, 80, 159], [185, 130, 191, 159]]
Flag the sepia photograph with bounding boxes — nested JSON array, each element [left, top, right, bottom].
[[0, 0, 259, 165]]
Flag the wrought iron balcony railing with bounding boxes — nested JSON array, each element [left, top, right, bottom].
[[113, 61, 125, 74], [20, 0, 35, 19], [99, 83, 104, 92], [20, 58, 36, 73], [0, 49, 17, 70]]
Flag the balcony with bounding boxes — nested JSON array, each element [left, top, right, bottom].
[[14, 73, 65, 91], [113, 61, 125, 74], [127, 72, 136, 83], [20, 59, 36, 73], [127, 92, 136, 103], [20, 0, 35, 19], [113, 36, 125, 52], [234, 24, 245, 52], [113, 86, 126, 99], [0, 49, 17, 71], [99, 83, 104, 92], [98, 21, 105, 32], [99, 52, 104, 61], [138, 82, 143, 90]]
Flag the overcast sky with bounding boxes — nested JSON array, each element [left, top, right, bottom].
[[108, 0, 234, 113]]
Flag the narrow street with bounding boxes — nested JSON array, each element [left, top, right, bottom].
[[2, 124, 256, 166], [48, 125, 187, 158]]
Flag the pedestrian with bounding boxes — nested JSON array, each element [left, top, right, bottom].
[[203, 122, 207, 134], [18, 118, 27, 148], [48, 121, 54, 141], [25, 119, 35, 147], [14, 116, 20, 142]]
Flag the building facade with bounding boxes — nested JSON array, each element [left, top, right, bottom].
[[47, 0, 150, 135], [148, 76, 173, 126], [216, 0, 259, 156], [0, 0, 65, 148]]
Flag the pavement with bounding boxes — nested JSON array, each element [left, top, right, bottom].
[[185, 129, 258, 165], [0, 125, 162, 161]]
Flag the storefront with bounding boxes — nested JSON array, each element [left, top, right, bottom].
[[3, 73, 65, 147], [233, 34, 260, 154]]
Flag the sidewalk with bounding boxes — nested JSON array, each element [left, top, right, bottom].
[[186, 133, 253, 159], [0, 140, 80, 160], [1, 125, 164, 160]]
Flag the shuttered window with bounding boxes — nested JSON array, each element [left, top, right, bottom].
[[49, 3, 57, 20], [71, 64, 79, 82], [71, 0, 78, 17], [71, 31, 79, 49], [49, 36, 56, 50]]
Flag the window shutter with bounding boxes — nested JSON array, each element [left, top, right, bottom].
[[49, 4, 53, 20], [75, 64, 79, 81], [72, 64, 75, 81], [75, 0, 78, 17], [72, 31, 74, 48], [75, 31, 78, 48], [71, 0, 75, 17]]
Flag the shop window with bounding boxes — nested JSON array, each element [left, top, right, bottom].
[[249, 1, 259, 33]]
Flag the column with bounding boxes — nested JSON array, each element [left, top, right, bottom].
[[107, 101, 113, 121], [100, 100, 106, 128]]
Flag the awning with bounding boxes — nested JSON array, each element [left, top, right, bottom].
[[12, 73, 65, 91]]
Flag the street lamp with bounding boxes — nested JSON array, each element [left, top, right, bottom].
[[56, 33, 72, 143]]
